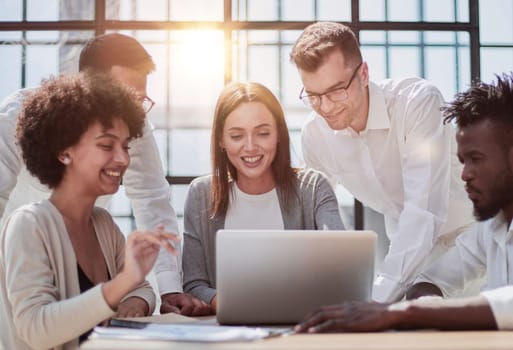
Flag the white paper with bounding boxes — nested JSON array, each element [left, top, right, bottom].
[[91, 323, 277, 342]]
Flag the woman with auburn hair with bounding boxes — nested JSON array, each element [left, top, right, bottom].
[[182, 81, 344, 311], [0, 72, 178, 350]]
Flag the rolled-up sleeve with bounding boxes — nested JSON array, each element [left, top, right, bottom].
[[482, 286, 513, 330], [373, 89, 452, 302], [122, 120, 182, 294], [0, 92, 25, 221]]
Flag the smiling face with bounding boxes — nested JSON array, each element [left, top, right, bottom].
[[220, 101, 278, 194], [62, 118, 131, 198], [299, 49, 369, 132], [457, 119, 513, 221]]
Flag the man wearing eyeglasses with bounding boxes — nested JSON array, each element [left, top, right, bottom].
[[0, 33, 211, 316], [290, 22, 475, 303]]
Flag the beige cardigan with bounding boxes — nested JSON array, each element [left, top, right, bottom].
[[0, 200, 155, 350]]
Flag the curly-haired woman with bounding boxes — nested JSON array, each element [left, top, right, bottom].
[[0, 72, 178, 350]]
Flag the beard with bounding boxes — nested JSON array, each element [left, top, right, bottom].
[[473, 168, 513, 221]]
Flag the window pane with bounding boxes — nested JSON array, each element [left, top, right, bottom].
[[26, 31, 59, 42], [235, 0, 279, 20], [457, 31, 469, 45], [479, 0, 513, 44], [112, 0, 168, 21], [109, 185, 132, 216], [171, 184, 189, 231], [359, 31, 386, 44], [289, 129, 303, 168], [388, 31, 419, 44], [0, 31, 22, 40], [423, 0, 455, 22], [0, 30, 92, 99], [280, 0, 351, 21], [282, 0, 314, 20], [318, 0, 351, 21], [0, 46, 22, 100], [112, 218, 134, 236], [281, 45, 304, 109], [282, 30, 304, 42], [389, 47, 420, 77], [233, 29, 303, 127], [154, 129, 170, 173], [457, 47, 471, 93], [171, 185, 188, 215], [481, 48, 513, 83], [425, 47, 456, 100], [248, 46, 280, 89], [27, 0, 58, 21], [388, 0, 419, 22], [424, 31, 457, 45], [169, 0, 223, 21], [42, 0, 94, 21], [360, 0, 385, 21], [361, 46, 387, 81], [0, 0, 22, 21], [456, 0, 469, 22], [167, 30, 224, 128], [170, 129, 211, 175], [26, 46, 59, 87]]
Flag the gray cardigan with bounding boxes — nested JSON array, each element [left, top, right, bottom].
[[182, 168, 344, 302]]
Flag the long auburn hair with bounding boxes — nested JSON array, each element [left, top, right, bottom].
[[210, 81, 297, 218]]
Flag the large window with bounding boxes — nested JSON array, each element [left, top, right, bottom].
[[1, 0, 511, 233]]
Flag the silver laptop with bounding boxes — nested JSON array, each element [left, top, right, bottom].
[[216, 229, 376, 325]]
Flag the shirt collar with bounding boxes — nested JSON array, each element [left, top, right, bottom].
[[489, 211, 513, 246], [362, 81, 391, 134]]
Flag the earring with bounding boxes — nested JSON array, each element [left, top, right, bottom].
[[62, 157, 71, 165]]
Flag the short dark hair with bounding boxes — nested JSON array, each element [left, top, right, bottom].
[[443, 72, 513, 146], [16, 72, 146, 189], [210, 82, 297, 218], [290, 21, 362, 72], [79, 33, 156, 74]]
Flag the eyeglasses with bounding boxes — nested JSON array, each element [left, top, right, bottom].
[[299, 62, 363, 108], [141, 96, 155, 113]]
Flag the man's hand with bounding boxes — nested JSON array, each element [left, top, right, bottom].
[[116, 296, 150, 318], [294, 301, 404, 333], [160, 293, 212, 316]]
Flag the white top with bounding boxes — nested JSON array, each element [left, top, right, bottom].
[[0, 89, 182, 294], [225, 183, 284, 230], [418, 212, 513, 329], [301, 78, 474, 302]]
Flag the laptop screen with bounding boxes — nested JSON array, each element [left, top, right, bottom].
[[216, 229, 376, 325]]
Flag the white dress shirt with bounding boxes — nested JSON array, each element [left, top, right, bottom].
[[301, 78, 474, 302], [418, 212, 513, 329], [0, 88, 182, 294]]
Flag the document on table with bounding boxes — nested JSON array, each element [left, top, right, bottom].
[[91, 323, 292, 343]]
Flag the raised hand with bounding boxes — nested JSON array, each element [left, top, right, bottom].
[[124, 224, 179, 286], [102, 225, 179, 310]]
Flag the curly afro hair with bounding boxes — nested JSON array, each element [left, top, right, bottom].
[[16, 72, 146, 189]]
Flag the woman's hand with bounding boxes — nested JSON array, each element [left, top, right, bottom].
[[102, 225, 179, 310], [123, 224, 179, 286]]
